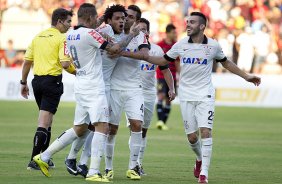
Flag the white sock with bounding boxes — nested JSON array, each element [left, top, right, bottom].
[[41, 128, 78, 162], [200, 138, 213, 177], [105, 134, 116, 170], [189, 139, 202, 161], [128, 131, 142, 169], [88, 132, 107, 176], [79, 131, 94, 165], [137, 137, 147, 165], [67, 130, 90, 159]]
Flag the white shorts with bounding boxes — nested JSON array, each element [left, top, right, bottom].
[[110, 89, 144, 125], [74, 93, 109, 125], [126, 98, 155, 129], [180, 101, 215, 134]]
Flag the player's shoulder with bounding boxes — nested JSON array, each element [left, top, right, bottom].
[[174, 37, 189, 47], [207, 37, 219, 46], [150, 43, 163, 52], [96, 24, 114, 36]]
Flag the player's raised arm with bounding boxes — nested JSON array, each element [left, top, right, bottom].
[[221, 59, 261, 86], [104, 22, 140, 54]]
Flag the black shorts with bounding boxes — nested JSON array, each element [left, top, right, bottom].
[[32, 75, 63, 114], [157, 78, 177, 98]]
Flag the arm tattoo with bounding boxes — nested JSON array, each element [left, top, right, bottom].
[[117, 33, 135, 51]]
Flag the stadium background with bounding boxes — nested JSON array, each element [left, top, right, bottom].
[[0, 0, 281, 183]]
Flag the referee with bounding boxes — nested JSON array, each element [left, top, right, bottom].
[[20, 8, 76, 170]]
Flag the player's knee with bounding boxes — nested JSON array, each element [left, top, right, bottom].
[[200, 127, 211, 138], [129, 120, 142, 132], [187, 133, 198, 144], [109, 124, 119, 135], [74, 124, 88, 137]]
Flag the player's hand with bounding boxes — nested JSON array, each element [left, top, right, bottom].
[[129, 22, 140, 37], [107, 50, 121, 59], [245, 75, 261, 86], [21, 84, 29, 99], [168, 90, 176, 101]]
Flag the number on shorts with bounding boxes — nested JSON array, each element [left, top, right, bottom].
[[208, 111, 214, 121], [69, 45, 81, 68], [140, 104, 144, 113]]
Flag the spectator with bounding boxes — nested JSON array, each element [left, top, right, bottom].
[[4, 39, 17, 67]]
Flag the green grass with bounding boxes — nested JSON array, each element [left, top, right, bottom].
[[0, 100, 281, 184]]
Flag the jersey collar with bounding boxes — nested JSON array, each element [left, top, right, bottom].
[[188, 35, 208, 44], [74, 25, 87, 30]]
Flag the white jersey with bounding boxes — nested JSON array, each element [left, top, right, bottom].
[[66, 26, 107, 95], [166, 36, 226, 101], [141, 43, 164, 94], [111, 31, 149, 90], [96, 24, 118, 91]]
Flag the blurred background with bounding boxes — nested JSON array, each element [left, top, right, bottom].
[[0, 0, 282, 107]]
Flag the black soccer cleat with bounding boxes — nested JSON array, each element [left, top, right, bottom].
[[65, 158, 77, 175]]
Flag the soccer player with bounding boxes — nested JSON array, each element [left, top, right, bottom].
[[104, 5, 150, 180], [21, 8, 75, 170], [32, 3, 140, 182], [130, 17, 176, 175], [121, 12, 261, 183], [155, 23, 179, 130], [64, 4, 128, 178]]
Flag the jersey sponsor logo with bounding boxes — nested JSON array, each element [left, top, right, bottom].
[[125, 48, 137, 52], [67, 34, 80, 40], [182, 57, 207, 65], [141, 63, 155, 71], [88, 30, 105, 44]]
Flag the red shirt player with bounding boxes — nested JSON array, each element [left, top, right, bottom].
[[156, 23, 179, 130]]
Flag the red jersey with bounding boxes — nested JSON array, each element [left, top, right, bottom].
[[156, 39, 177, 79]]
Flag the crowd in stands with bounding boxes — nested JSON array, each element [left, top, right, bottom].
[[0, 0, 281, 74]]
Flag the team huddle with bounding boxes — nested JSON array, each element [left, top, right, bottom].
[[21, 2, 261, 184]]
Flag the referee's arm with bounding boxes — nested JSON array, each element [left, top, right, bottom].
[[21, 59, 33, 99]]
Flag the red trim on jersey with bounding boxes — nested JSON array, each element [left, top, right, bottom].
[[88, 30, 106, 44], [156, 39, 177, 79], [63, 41, 68, 55]]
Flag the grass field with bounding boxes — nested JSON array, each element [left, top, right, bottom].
[[0, 100, 281, 184]]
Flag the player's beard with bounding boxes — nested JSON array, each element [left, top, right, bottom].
[[187, 27, 200, 37]]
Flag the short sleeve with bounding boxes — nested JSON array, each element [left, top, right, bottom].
[[59, 36, 71, 62], [214, 42, 227, 62], [96, 24, 115, 38], [24, 40, 34, 61], [165, 42, 179, 62], [87, 29, 108, 49]]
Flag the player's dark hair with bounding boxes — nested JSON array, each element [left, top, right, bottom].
[[128, 5, 142, 21], [165, 23, 176, 33], [140, 17, 150, 32], [104, 4, 127, 23], [190, 12, 207, 26], [77, 3, 97, 20], [51, 8, 73, 26]]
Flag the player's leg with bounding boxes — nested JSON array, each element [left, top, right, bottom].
[[125, 90, 144, 180], [28, 76, 63, 170], [76, 129, 94, 178], [180, 101, 202, 178], [156, 79, 166, 129], [196, 101, 215, 183], [65, 128, 90, 176], [33, 102, 90, 177], [104, 90, 123, 179], [86, 94, 110, 182], [137, 98, 154, 175]]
